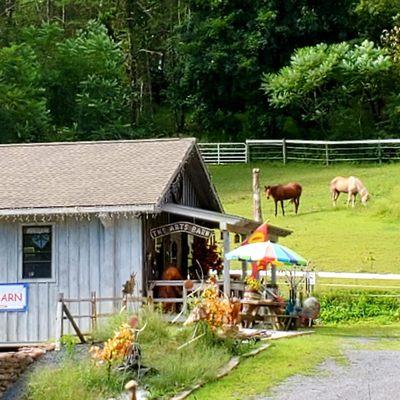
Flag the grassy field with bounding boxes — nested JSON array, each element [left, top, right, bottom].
[[189, 322, 400, 400], [209, 162, 400, 274]]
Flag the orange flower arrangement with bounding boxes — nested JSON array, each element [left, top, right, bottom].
[[90, 323, 135, 364], [193, 281, 240, 330]]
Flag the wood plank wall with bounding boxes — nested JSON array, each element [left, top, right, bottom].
[[0, 215, 142, 343]]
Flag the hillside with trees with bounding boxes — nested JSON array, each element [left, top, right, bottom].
[[1, 0, 400, 142]]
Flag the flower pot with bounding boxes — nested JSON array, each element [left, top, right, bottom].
[[243, 287, 261, 301], [242, 287, 261, 317]]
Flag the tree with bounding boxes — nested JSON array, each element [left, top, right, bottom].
[[22, 21, 130, 140], [262, 40, 393, 139], [165, 0, 359, 140], [0, 44, 49, 142]]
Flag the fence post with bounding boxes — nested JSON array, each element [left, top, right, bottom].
[[217, 143, 221, 165], [282, 138, 287, 165], [378, 138, 382, 164], [55, 292, 64, 351], [244, 142, 249, 163], [325, 143, 329, 165], [182, 285, 188, 314], [90, 291, 97, 332]]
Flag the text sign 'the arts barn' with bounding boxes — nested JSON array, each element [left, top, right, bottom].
[[150, 222, 214, 240], [0, 284, 28, 312]]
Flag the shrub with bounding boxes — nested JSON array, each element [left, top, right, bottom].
[[318, 290, 400, 324]]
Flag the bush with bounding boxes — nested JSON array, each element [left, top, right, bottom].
[[318, 290, 400, 324]]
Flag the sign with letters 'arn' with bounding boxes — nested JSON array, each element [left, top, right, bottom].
[[0, 284, 28, 312], [150, 222, 213, 240]]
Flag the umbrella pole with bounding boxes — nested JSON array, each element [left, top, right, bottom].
[[271, 264, 277, 286], [241, 260, 247, 281]]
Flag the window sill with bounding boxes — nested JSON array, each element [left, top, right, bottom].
[[18, 278, 56, 284]]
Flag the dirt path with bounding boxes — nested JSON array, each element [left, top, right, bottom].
[[259, 348, 400, 400]]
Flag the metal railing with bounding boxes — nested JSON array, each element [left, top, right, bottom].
[[198, 139, 400, 164]]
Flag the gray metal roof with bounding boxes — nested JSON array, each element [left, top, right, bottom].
[[0, 138, 199, 215]]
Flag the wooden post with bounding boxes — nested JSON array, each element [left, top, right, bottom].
[[241, 260, 247, 282], [252, 168, 263, 222], [282, 138, 287, 165], [270, 265, 277, 287], [62, 303, 86, 344], [90, 291, 97, 333], [378, 138, 382, 164], [55, 293, 64, 351], [325, 143, 329, 166], [221, 225, 230, 297], [182, 285, 188, 314]]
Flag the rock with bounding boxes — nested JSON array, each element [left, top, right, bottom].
[[0, 345, 52, 397]]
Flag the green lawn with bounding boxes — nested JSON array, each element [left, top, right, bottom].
[[209, 162, 400, 274], [189, 322, 400, 400]]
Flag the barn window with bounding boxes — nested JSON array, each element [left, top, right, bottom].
[[22, 226, 52, 279]]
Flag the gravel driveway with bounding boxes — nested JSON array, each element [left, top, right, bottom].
[[259, 348, 400, 400]]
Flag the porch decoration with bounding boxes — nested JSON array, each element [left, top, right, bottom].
[[242, 276, 262, 316], [184, 278, 241, 334], [244, 276, 262, 293], [191, 237, 223, 276]]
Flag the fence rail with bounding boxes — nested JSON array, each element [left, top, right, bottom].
[[198, 139, 400, 164]]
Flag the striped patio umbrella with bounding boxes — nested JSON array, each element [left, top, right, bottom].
[[225, 240, 307, 266]]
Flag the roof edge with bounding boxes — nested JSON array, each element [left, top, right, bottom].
[[0, 204, 158, 217], [193, 143, 224, 212], [0, 137, 196, 150], [156, 139, 197, 207]]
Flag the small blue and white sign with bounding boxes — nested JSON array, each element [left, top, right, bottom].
[[0, 283, 28, 312]]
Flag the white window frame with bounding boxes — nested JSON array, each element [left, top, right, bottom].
[[18, 222, 56, 283]]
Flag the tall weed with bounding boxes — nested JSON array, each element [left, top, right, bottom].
[[26, 359, 125, 400]]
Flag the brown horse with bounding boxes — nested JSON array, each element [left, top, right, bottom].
[[157, 265, 183, 313], [264, 183, 302, 216]]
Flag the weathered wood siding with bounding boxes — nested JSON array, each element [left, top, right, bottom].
[[0, 215, 142, 343]]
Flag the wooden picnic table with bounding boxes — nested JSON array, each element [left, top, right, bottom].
[[240, 299, 298, 330]]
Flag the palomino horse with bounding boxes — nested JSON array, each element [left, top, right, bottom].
[[330, 176, 369, 207], [264, 183, 302, 216]]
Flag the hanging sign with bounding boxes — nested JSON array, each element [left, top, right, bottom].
[[0, 283, 28, 312], [150, 222, 213, 239]]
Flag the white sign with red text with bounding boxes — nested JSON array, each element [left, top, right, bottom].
[[0, 284, 28, 312]]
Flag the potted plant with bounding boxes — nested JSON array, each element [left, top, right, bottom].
[[243, 276, 262, 301]]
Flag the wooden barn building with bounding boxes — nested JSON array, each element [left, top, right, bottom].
[[0, 138, 290, 344]]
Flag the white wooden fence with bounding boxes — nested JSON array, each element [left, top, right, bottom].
[[198, 142, 247, 163], [199, 139, 400, 164]]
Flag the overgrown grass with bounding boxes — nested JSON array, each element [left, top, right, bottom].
[[28, 308, 248, 400], [26, 359, 125, 400], [137, 308, 235, 399], [209, 162, 400, 274]]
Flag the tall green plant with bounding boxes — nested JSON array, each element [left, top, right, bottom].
[[0, 44, 49, 142]]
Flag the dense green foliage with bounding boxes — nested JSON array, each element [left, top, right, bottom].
[[319, 291, 400, 324], [1, 1, 400, 141]]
